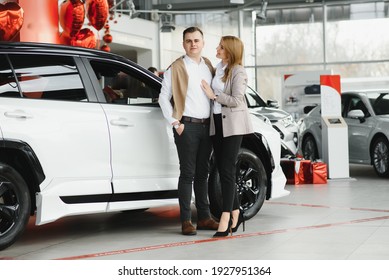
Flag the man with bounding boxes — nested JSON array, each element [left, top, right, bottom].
[[148, 66, 159, 77], [159, 26, 218, 235]]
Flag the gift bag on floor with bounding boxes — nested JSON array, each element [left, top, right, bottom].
[[312, 161, 327, 184], [280, 159, 295, 184], [281, 159, 312, 184], [295, 160, 312, 185]]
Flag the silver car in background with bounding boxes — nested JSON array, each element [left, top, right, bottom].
[[298, 90, 389, 177], [245, 86, 299, 156]]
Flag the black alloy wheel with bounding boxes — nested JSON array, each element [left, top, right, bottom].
[[372, 137, 389, 177], [302, 135, 319, 161], [0, 163, 31, 250], [208, 148, 268, 221]]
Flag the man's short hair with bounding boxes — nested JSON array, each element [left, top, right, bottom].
[[148, 67, 158, 73], [183, 26, 203, 40]]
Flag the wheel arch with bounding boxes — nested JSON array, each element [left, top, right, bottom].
[[241, 133, 272, 200], [0, 140, 45, 215], [369, 133, 389, 165], [301, 131, 321, 157]]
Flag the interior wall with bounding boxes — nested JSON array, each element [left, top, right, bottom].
[[108, 16, 160, 70]]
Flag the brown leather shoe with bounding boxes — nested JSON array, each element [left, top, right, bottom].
[[197, 218, 219, 230], [182, 221, 197, 235]]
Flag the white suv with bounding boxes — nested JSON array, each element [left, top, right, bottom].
[[0, 42, 288, 250], [245, 86, 299, 155]]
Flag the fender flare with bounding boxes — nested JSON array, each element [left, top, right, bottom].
[[0, 140, 45, 188]]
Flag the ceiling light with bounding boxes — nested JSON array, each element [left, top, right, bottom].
[[256, 1, 267, 20], [160, 14, 175, 33]]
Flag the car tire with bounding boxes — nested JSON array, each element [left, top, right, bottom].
[[0, 163, 31, 251], [302, 135, 319, 161], [372, 137, 389, 178], [208, 148, 268, 221]]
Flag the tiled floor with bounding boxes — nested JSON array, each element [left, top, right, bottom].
[[1, 164, 388, 260]]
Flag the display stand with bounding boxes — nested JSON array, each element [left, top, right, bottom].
[[320, 75, 350, 179]]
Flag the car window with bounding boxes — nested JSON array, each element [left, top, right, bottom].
[[340, 96, 345, 115], [245, 86, 267, 108], [0, 55, 20, 98], [370, 93, 389, 115], [8, 54, 87, 101], [89, 60, 159, 106], [346, 96, 369, 117]]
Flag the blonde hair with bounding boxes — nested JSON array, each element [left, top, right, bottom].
[[220, 35, 244, 83]]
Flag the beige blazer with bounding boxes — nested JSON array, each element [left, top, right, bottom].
[[210, 65, 254, 137]]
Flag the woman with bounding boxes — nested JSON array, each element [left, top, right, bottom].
[[201, 35, 254, 237]]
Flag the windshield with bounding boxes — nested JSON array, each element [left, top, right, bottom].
[[368, 93, 389, 115]]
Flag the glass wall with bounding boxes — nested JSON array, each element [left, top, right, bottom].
[[326, 3, 389, 62], [158, 1, 389, 104], [159, 11, 241, 70], [254, 1, 389, 103]]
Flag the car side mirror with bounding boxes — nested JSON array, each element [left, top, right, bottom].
[[267, 100, 279, 108], [348, 109, 365, 122]]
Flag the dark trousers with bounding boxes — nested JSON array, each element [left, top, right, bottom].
[[174, 122, 212, 222], [212, 114, 242, 212]]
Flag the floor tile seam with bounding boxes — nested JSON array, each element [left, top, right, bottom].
[[51, 215, 389, 261], [265, 201, 389, 213], [344, 225, 385, 260]]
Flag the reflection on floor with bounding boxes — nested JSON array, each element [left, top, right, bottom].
[[1, 164, 389, 260]]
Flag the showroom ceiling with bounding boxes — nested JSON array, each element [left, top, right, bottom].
[[150, 0, 378, 11]]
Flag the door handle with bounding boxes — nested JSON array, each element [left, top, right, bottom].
[[110, 118, 134, 127], [4, 111, 33, 119]]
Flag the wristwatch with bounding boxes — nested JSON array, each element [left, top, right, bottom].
[[173, 123, 180, 129]]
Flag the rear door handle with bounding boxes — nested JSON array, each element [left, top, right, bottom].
[[110, 118, 134, 127], [4, 111, 33, 119]]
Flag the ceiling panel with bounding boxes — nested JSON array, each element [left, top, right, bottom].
[[150, 0, 380, 12]]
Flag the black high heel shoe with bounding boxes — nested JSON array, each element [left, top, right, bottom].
[[231, 210, 245, 233], [213, 219, 232, 238]]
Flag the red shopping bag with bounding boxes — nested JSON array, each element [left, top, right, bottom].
[[312, 161, 327, 184], [280, 159, 295, 184], [281, 159, 312, 185], [295, 159, 312, 185]]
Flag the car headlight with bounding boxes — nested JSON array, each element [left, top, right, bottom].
[[280, 115, 295, 127]]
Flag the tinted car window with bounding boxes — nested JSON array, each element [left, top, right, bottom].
[[346, 96, 369, 117], [245, 86, 267, 108], [8, 54, 87, 101], [0, 55, 20, 98], [369, 93, 389, 115], [89, 60, 159, 106]]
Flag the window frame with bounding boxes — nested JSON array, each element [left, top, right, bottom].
[[81, 57, 161, 107]]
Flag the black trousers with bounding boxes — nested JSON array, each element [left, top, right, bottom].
[[212, 114, 242, 212], [174, 122, 213, 222]]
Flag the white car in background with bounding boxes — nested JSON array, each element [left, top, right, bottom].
[[298, 90, 389, 177], [245, 86, 299, 155]]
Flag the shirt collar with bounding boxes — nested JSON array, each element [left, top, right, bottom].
[[184, 55, 205, 65], [216, 61, 227, 70]]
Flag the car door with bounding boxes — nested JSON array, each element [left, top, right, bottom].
[[0, 53, 112, 224], [84, 59, 179, 211], [342, 95, 373, 162]]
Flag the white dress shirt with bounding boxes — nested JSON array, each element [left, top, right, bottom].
[[159, 55, 213, 125], [211, 61, 227, 114]]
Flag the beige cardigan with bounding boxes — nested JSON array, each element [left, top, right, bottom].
[[210, 65, 254, 137], [170, 56, 214, 120]]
